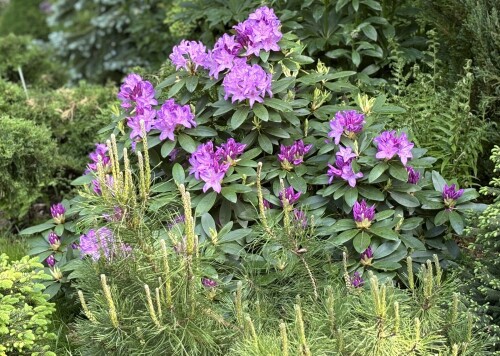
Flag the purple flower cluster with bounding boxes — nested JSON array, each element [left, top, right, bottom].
[[103, 206, 124, 222], [48, 232, 60, 250], [86, 143, 111, 173], [45, 255, 56, 268], [328, 110, 365, 145], [353, 200, 375, 229], [202, 277, 217, 288], [442, 184, 464, 208], [373, 131, 414, 166], [278, 140, 312, 170], [169, 40, 210, 73], [189, 139, 246, 193], [279, 186, 301, 205], [79, 227, 131, 262], [118, 73, 157, 110], [118, 74, 158, 141], [360, 246, 374, 265], [223, 58, 272, 107], [406, 166, 420, 184], [327, 146, 363, 187], [293, 209, 308, 228], [92, 175, 114, 195], [208, 34, 242, 79], [234, 6, 282, 56], [351, 271, 364, 288], [167, 214, 186, 229], [50, 203, 66, 224], [154, 99, 196, 141]]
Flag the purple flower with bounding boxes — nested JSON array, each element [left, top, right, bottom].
[[373, 131, 414, 166], [216, 138, 247, 165], [79, 227, 131, 262], [118, 73, 157, 110], [200, 162, 227, 193], [328, 110, 365, 145], [104, 206, 124, 222], [442, 184, 464, 208], [278, 140, 313, 170], [39, 0, 52, 14], [50, 203, 66, 224], [263, 199, 272, 209], [407, 166, 420, 184], [223, 58, 272, 107], [92, 175, 114, 195], [293, 209, 308, 228], [279, 186, 301, 205], [86, 143, 111, 173], [189, 139, 245, 193], [168, 214, 185, 229], [327, 147, 363, 187], [360, 246, 374, 265], [169, 40, 209, 73], [48, 232, 60, 250], [208, 34, 242, 79], [169, 148, 180, 162], [353, 200, 375, 229], [127, 106, 156, 140], [351, 271, 364, 288], [45, 255, 56, 267], [202, 277, 217, 288], [234, 6, 282, 56], [154, 99, 196, 141]]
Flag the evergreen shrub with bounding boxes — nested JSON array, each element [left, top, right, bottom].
[[463, 145, 500, 350], [0, 116, 57, 219], [23, 4, 483, 301], [0, 254, 56, 355]]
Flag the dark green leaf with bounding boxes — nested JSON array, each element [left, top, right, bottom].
[[449, 210, 464, 234], [172, 163, 185, 185], [219, 228, 252, 243], [333, 229, 359, 245], [390, 191, 420, 207], [253, 104, 269, 121], [201, 213, 216, 236], [372, 261, 401, 271], [186, 76, 199, 92], [432, 171, 447, 192], [221, 187, 238, 203], [195, 192, 217, 216], [231, 108, 249, 130], [353, 231, 371, 253], [369, 227, 399, 241], [389, 164, 408, 182], [434, 210, 449, 226], [161, 140, 176, 158], [344, 187, 358, 207], [178, 133, 197, 153], [369, 162, 388, 182], [258, 134, 273, 154], [20, 222, 55, 235], [71, 175, 94, 186], [185, 126, 217, 137]]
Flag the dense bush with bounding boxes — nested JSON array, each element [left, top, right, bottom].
[[0, 78, 115, 220], [22, 5, 484, 305], [0, 116, 57, 219], [47, 0, 172, 83], [0, 0, 50, 40], [0, 34, 66, 88], [0, 254, 56, 355], [168, 0, 425, 89], [463, 145, 500, 349]]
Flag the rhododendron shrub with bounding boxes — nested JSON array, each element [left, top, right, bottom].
[[22, 6, 484, 291]]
